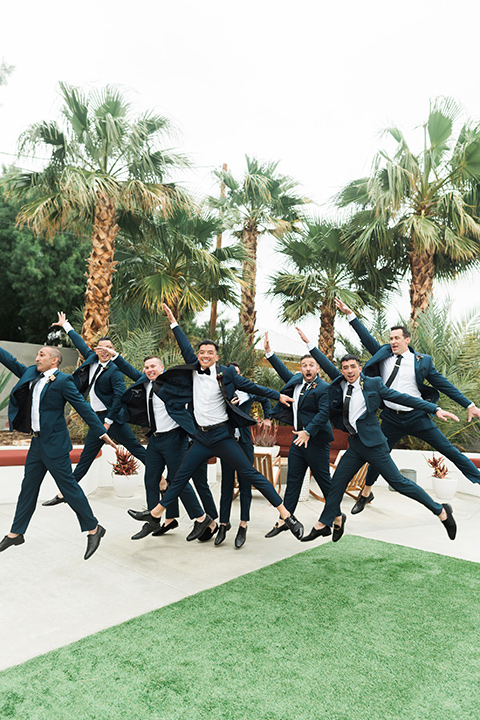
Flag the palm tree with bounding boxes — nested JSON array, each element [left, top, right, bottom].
[[116, 207, 244, 320], [210, 156, 309, 343], [337, 97, 480, 324], [3, 82, 192, 345], [270, 219, 397, 359]]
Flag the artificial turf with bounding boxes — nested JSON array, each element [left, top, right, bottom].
[[1, 535, 479, 720]]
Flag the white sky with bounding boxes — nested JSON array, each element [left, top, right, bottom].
[[1, 0, 480, 353]]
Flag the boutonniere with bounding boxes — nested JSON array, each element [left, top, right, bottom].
[[416, 355, 423, 362], [311, 382, 317, 389], [359, 377, 365, 390], [216, 372, 224, 382], [48, 374, 57, 383]]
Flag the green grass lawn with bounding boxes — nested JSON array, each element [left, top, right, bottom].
[[1, 536, 479, 720]]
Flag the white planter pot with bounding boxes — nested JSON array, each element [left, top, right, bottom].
[[112, 472, 138, 498], [254, 445, 280, 457], [432, 475, 458, 501]]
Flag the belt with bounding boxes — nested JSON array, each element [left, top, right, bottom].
[[387, 409, 412, 416], [31, 431, 41, 437], [197, 421, 229, 433], [153, 428, 180, 437]]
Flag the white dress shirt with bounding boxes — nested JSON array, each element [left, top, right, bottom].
[[380, 350, 421, 412], [192, 364, 229, 426], [342, 378, 365, 433], [31, 368, 57, 432], [147, 381, 179, 432]]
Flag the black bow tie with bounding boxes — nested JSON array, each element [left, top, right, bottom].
[[197, 367, 211, 376]]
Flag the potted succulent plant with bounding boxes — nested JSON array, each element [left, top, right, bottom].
[[251, 423, 280, 457], [111, 446, 140, 498], [427, 454, 457, 501]]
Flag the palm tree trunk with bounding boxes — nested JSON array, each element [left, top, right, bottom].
[[318, 299, 336, 359], [409, 247, 435, 325], [209, 163, 227, 338], [81, 190, 119, 345], [239, 221, 259, 344]]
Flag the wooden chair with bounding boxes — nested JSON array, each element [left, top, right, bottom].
[[233, 450, 282, 499], [308, 457, 369, 503]]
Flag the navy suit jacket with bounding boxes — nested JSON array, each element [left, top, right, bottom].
[[307, 349, 439, 447], [349, 316, 472, 408], [266, 352, 333, 445], [66, 328, 129, 424], [0, 346, 107, 458], [160, 325, 281, 431]]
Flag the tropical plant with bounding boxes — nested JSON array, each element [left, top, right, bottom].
[[270, 219, 397, 359], [337, 97, 480, 324], [251, 423, 278, 447], [210, 156, 309, 343], [0, 369, 12, 412], [3, 82, 192, 345], [427, 454, 449, 478], [111, 447, 139, 476], [115, 207, 243, 320]]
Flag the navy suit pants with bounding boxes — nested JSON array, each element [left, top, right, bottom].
[[161, 425, 283, 511], [365, 408, 480, 486], [73, 411, 147, 483], [283, 440, 331, 514], [320, 436, 443, 527], [219, 438, 253, 523], [12, 437, 98, 534]]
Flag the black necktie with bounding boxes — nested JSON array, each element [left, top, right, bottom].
[[343, 383, 357, 436], [385, 355, 402, 388], [27, 373, 45, 432], [296, 383, 309, 431], [197, 367, 211, 376], [83, 364, 105, 399], [148, 386, 157, 433]]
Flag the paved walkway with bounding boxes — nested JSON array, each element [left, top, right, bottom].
[[1, 478, 478, 671]]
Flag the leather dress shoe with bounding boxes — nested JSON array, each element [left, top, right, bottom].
[[127, 509, 161, 528], [351, 492, 374, 515], [198, 523, 218, 542], [42, 495, 66, 507], [214, 522, 231, 546], [152, 519, 179, 536], [284, 514, 304, 540], [265, 523, 289, 538], [131, 523, 154, 540], [441, 503, 457, 540], [301, 525, 332, 542], [84, 525, 106, 560], [0, 534, 25, 552], [332, 514, 347, 543], [186, 515, 213, 542], [234, 525, 247, 549]]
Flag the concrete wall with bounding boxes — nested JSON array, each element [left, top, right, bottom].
[[0, 340, 79, 429]]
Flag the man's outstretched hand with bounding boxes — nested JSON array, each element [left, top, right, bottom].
[[162, 303, 176, 324]]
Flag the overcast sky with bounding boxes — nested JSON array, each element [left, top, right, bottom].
[[1, 0, 480, 353]]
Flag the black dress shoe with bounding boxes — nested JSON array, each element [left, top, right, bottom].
[[284, 514, 304, 540], [234, 525, 247, 549], [332, 513, 347, 543], [198, 523, 218, 542], [0, 534, 25, 552], [301, 525, 332, 542], [152, 519, 179, 536], [127, 509, 161, 528], [186, 515, 213, 542], [84, 525, 106, 560], [42, 495, 66, 507], [131, 523, 154, 540], [214, 523, 231, 546], [351, 492, 374, 515], [265, 523, 288, 538], [441, 503, 457, 540]]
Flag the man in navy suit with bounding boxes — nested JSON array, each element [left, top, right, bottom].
[[42, 313, 147, 507], [215, 362, 272, 549], [331, 299, 480, 513], [299, 352, 458, 543], [262, 332, 342, 538], [128, 304, 304, 542], [0, 344, 116, 559], [102, 349, 218, 541]]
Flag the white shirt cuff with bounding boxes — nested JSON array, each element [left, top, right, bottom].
[[265, 351, 274, 358], [306, 341, 315, 352], [347, 312, 356, 322], [63, 321, 73, 333], [104, 418, 113, 426], [170, 322, 178, 329]]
